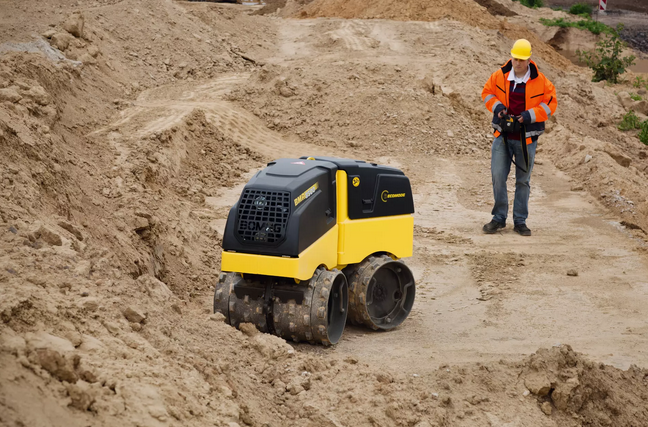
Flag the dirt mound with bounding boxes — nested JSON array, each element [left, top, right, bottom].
[[3, 278, 648, 427], [297, 0, 499, 28], [520, 345, 648, 425], [293, 0, 573, 69], [226, 56, 490, 158], [127, 109, 263, 202], [3, 0, 648, 426]]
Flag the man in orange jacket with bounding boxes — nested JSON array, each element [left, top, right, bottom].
[[481, 39, 557, 236]]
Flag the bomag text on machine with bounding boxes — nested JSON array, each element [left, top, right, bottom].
[[214, 156, 417, 345]]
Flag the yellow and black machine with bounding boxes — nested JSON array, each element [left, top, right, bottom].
[[214, 156, 416, 345]]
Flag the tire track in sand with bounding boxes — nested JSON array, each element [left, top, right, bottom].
[[330, 20, 378, 51], [92, 73, 333, 160]]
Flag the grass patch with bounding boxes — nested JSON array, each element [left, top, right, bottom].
[[618, 111, 648, 144], [540, 17, 614, 35], [630, 93, 643, 101], [618, 111, 641, 131], [568, 3, 592, 16], [633, 76, 648, 90], [640, 122, 648, 144]]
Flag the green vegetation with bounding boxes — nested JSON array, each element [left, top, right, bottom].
[[618, 111, 648, 145], [568, 3, 593, 16], [630, 93, 643, 101], [539, 17, 613, 35], [633, 76, 648, 90], [513, 0, 544, 8], [618, 111, 641, 131], [577, 25, 636, 83], [640, 122, 648, 145], [539, 3, 616, 35]]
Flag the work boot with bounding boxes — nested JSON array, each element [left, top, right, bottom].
[[482, 220, 505, 234], [514, 223, 531, 236]]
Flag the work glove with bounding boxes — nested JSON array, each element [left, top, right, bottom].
[[520, 110, 533, 124], [493, 105, 507, 126]]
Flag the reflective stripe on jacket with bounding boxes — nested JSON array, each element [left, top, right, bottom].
[[482, 60, 557, 145]]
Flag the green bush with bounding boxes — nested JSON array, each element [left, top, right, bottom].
[[618, 110, 641, 131], [513, 0, 544, 8], [630, 93, 643, 101], [577, 25, 636, 83], [540, 17, 614, 35], [569, 3, 592, 15], [640, 121, 648, 145]]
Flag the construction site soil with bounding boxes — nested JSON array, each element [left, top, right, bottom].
[[1, 0, 648, 426]]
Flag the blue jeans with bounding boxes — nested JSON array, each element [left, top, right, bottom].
[[490, 135, 536, 225]]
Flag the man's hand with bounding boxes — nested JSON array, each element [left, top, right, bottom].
[[498, 109, 508, 119], [517, 115, 524, 123]]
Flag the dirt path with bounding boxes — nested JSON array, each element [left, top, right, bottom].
[[92, 73, 334, 160], [326, 155, 648, 372], [82, 10, 648, 372], [238, 17, 648, 372]]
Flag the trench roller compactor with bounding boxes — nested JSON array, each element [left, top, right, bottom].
[[214, 156, 416, 345]]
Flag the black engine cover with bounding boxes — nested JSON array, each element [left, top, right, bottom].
[[221, 157, 415, 258], [222, 158, 338, 257]]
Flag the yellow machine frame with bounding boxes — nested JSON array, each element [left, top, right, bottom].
[[221, 170, 413, 280]]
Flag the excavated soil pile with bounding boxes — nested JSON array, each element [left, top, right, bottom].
[[298, 0, 497, 28], [225, 62, 489, 156], [294, 0, 573, 70], [2, 0, 648, 426], [519, 345, 648, 425]]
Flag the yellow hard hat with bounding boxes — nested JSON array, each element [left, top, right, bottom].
[[511, 39, 532, 60]]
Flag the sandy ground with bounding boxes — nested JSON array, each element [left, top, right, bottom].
[[2, 0, 648, 426], [205, 16, 648, 371]]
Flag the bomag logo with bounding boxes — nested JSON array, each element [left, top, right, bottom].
[[381, 190, 406, 202], [294, 182, 319, 206], [240, 221, 281, 233]]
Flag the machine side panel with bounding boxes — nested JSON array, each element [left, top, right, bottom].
[[303, 156, 413, 220], [337, 215, 414, 265], [336, 170, 413, 265], [221, 225, 339, 280]]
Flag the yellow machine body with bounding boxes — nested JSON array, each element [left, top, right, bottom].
[[221, 170, 413, 280]]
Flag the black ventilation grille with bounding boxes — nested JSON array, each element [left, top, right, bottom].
[[236, 189, 291, 244]]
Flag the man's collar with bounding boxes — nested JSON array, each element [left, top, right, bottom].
[[507, 65, 531, 83], [502, 60, 539, 79]]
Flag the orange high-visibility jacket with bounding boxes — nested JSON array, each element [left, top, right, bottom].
[[482, 59, 557, 145]]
